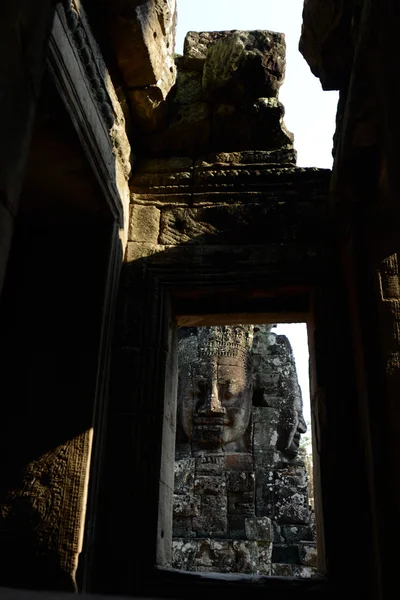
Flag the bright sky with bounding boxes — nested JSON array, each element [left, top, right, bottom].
[[175, 0, 333, 423]]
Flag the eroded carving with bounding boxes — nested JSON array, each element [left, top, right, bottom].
[[173, 326, 317, 576]]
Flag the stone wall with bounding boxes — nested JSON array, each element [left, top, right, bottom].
[[172, 326, 317, 577]]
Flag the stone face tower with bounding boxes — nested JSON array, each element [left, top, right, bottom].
[[172, 325, 316, 576]]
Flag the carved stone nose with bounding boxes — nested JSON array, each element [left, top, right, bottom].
[[198, 384, 225, 415]]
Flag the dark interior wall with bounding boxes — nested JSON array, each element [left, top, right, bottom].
[[0, 213, 113, 590], [0, 0, 56, 295]]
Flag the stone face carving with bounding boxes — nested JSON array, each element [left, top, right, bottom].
[[178, 326, 254, 453], [172, 325, 317, 576]]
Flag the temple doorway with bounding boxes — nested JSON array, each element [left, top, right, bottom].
[[171, 322, 317, 577]]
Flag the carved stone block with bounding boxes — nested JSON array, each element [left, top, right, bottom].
[[228, 491, 254, 516], [174, 458, 195, 495], [271, 563, 319, 578], [172, 517, 196, 538], [194, 476, 226, 496], [281, 524, 315, 544], [173, 494, 200, 518], [226, 471, 255, 493], [256, 540, 273, 575], [192, 515, 228, 538], [245, 517, 273, 541], [195, 455, 225, 476]]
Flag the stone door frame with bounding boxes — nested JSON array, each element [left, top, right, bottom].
[[91, 224, 335, 597]]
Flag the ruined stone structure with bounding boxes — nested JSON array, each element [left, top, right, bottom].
[[0, 0, 398, 599], [172, 325, 316, 577]]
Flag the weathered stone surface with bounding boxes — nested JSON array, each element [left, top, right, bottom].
[[253, 409, 280, 451], [212, 99, 293, 152], [159, 207, 218, 245], [172, 324, 315, 575], [192, 515, 228, 538], [173, 517, 196, 538], [174, 458, 195, 494], [257, 540, 273, 575], [107, 0, 177, 91], [202, 31, 285, 103], [196, 455, 225, 476], [128, 204, 160, 242], [227, 472, 255, 494], [299, 541, 318, 567], [197, 148, 297, 167], [228, 492, 255, 517], [145, 103, 211, 157], [255, 467, 275, 517], [172, 70, 202, 106], [224, 453, 254, 472], [183, 31, 233, 71], [127, 85, 168, 133], [173, 494, 200, 518], [194, 476, 226, 496], [271, 563, 319, 578], [281, 524, 315, 544], [299, 0, 354, 90], [245, 517, 273, 541]]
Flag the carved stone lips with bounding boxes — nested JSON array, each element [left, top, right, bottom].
[[193, 416, 225, 427]]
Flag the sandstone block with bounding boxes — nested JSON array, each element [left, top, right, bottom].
[[256, 540, 273, 575], [299, 541, 318, 567], [125, 241, 160, 262], [172, 70, 202, 106], [194, 475, 226, 496], [232, 540, 259, 574], [228, 491, 254, 516], [183, 31, 233, 71], [127, 85, 168, 133], [195, 540, 235, 571], [109, 0, 177, 92], [203, 30, 286, 103], [128, 204, 160, 243], [174, 458, 195, 494], [171, 539, 198, 570], [255, 467, 275, 517], [245, 516, 273, 541], [159, 207, 218, 245], [275, 493, 310, 525], [173, 494, 200, 517], [281, 524, 314, 544], [173, 517, 196, 538], [271, 563, 319, 578], [197, 148, 297, 167], [192, 515, 227, 538], [195, 454, 225, 476], [226, 471, 255, 493], [145, 102, 211, 157], [224, 453, 254, 471], [211, 99, 294, 152]]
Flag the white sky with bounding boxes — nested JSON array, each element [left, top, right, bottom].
[[175, 0, 335, 423]]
